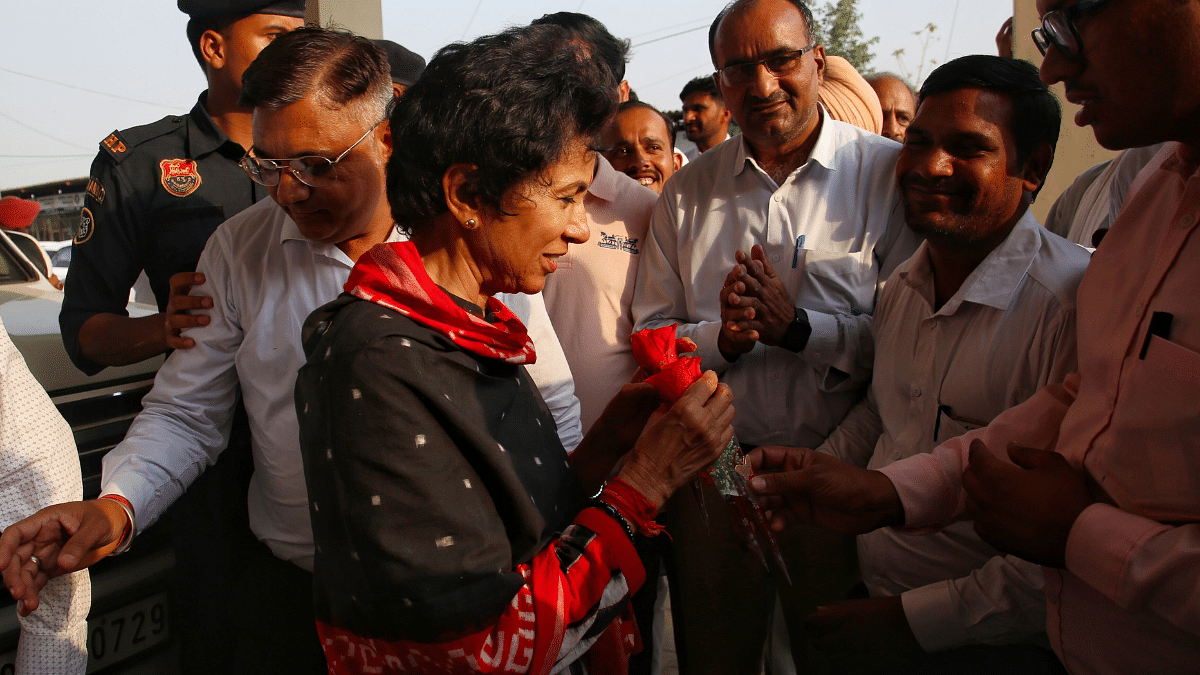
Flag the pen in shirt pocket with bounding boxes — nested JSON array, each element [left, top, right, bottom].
[[791, 234, 806, 269], [1139, 311, 1173, 359]]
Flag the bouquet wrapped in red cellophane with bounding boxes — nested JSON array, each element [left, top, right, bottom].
[[630, 324, 790, 583]]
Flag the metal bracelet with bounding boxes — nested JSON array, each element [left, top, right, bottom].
[[99, 495, 136, 555]]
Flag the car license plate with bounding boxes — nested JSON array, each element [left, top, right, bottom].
[[86, 592, 170, 672], [0, 592, 169, 673]]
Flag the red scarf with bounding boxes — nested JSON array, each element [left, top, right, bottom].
[[344, 241, 537, 364]]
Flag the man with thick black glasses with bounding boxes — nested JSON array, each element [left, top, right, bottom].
[[632, 0, 919, 672], [750, 1, 1200, 673]]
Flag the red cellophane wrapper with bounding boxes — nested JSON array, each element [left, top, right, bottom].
[[628, 324, 790, 583]]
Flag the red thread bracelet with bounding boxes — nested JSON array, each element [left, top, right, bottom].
[[99, 494, 135, 555], [601, 479, 666, 537]]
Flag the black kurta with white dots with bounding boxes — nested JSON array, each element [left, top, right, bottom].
[[296, 293, 587, 643]]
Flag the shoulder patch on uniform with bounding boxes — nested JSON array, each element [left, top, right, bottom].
[[85, 177, 105, 204], [99, 115, 186, 164], [100, 131, 129, 162], [75, 208, 96, 244], [160, 159, 202, 197]]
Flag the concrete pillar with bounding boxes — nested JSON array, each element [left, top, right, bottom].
[[1012, 0, 1117, 221], [305, 0, 383, 39]]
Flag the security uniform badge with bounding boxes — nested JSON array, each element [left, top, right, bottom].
[[75, 207, 96, 244], [160, 159, 202, 197], [86, 177, 105, 204]]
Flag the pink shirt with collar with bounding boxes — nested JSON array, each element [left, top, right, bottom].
[[879, 142, 1200, 674]]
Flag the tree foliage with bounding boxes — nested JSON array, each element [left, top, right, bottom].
[[810, 0, 880, 73]]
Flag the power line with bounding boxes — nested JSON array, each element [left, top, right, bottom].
[[943, 0, 961, 63], [632, 24, 710, 48], [628, 16, 711, 41], [0, 67, 182, 109], [462, 0, 485, 38], [0, 111, 90, 151], [641, 61, 713, 89]]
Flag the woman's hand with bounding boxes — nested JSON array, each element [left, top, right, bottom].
[[616, 371, 735, 508], [571, 382, 664, 494]]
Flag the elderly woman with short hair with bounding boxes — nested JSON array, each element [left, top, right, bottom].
[[294, 23, 735, 675]]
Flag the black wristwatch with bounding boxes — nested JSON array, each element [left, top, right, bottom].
[[780, 307, 812, 353]]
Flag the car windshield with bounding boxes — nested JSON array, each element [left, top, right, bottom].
[[51, 246, 72, 268]]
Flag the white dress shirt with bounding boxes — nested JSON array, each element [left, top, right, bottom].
[[633, 112, 920, 447], [0, 320, 89, 674], [681, 132, 732, 162], [543, 156, 658, 433], [102, 198, 581, 570], [819, 210, 1090, 651]]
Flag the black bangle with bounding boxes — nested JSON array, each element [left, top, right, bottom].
[[590, 499, 635, 541]]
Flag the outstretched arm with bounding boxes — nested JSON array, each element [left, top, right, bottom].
[[748, 445, 904, 535]]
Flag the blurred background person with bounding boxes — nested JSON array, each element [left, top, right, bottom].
[[866, 73, 916, 142], [679, 75, 732, 160], [372, 38, 426, 97]]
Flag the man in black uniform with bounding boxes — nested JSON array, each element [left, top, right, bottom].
[[62, 0, 304, 368], [60, 2, 303, 673]]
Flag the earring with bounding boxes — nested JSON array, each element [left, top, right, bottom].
[[465, 219, 477, 229]]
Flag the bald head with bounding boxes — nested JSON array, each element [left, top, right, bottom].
[[867, 74, 916, 142]]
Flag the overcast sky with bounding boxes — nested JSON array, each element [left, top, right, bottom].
[[0, 0, 1011, 189]]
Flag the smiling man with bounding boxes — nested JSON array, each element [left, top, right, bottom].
[[749, 1, 1200, 673], [45, 28, 399, 675], [602, 101, 681, 194], [6, 29, 421, 675], [805, 55, 1086, 675], [55, 3, 305, 672], [631, 0, 919, 671], [3, 28, 587, 674]]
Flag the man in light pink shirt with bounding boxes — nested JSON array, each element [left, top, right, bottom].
[[749, 1, 1200, 673]]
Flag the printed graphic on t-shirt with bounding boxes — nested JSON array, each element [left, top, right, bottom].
[[598, 232, 639, 255]]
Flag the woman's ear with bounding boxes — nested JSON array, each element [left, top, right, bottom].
[[442, 163, 483, 229]]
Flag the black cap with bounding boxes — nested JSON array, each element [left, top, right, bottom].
[[372, 39, 426, 87], [178, 0, 306, 19]]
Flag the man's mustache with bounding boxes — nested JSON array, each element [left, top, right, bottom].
[[745, 92, 791, 108], [898, 175, 966, 194]]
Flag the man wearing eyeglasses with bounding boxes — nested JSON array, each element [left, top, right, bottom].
[[749, 1, 1200, 673], [6, 28, 396, 675], [3, 26, 588, 674], [631, 0, 919, 672], [56, 3, 304, 674]]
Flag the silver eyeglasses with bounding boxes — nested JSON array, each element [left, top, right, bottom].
[[714, 44, 816, 87], [239, 118, 385, 188]]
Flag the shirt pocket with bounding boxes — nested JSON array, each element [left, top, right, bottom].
[[1100, 334, 1200, 520], [798, 247, 875, 314]]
